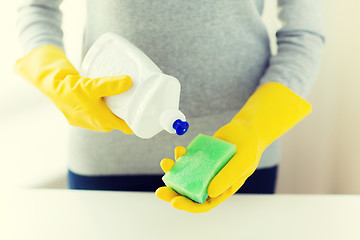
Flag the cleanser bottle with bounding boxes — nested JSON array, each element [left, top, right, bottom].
[[80, 32, 189, 139]]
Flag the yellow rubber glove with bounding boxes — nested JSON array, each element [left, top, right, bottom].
[[156, 82, 311, 213], [14, 45, 133, 133]]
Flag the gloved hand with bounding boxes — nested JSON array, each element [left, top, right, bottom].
[[156, 82, 311, 213], [14, 45, 133, 133]]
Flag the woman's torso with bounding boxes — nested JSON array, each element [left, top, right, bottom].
[[68, 0, 279, 175]]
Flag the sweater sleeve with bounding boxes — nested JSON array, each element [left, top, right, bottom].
[[259, 0, 325, 98], [16, 0, 64, 54]]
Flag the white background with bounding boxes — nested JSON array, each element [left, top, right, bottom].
[[0, 0, 359, 193]]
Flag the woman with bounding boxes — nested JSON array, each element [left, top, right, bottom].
[[15, 0, 324, 212]]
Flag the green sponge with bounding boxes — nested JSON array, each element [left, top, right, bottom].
[[162, 134, 236, 204]]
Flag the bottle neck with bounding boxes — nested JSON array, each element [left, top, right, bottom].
[[159, 108, 188, 135]]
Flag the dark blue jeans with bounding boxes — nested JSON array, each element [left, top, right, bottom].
[[68, 166, 278, 194]]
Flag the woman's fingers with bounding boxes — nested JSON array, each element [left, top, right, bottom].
[[174, 146, 186, 160], [155, 186, 181, 202], [160, 158, 175, 173]]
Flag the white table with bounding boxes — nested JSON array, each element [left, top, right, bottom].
[[1, 190, 360, 240]]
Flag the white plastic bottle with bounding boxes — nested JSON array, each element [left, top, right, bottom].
[[80, 32, 189, 139]]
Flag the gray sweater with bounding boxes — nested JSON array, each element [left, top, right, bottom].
[[17, 0, 324, 176]]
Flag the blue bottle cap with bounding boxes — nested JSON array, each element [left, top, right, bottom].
[[173, 119, 189, 136]]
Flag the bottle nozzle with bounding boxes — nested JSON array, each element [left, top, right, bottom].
[[173, 119, 189, 136], [159, 109, 188, 135]]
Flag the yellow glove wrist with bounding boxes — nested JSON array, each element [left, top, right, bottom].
[[15, 45, 78, 92], [231, 82, 312, 150]]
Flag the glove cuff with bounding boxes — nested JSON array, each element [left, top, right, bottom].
[[231, 82, 312, 150], [14, 45, 79, 91]]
